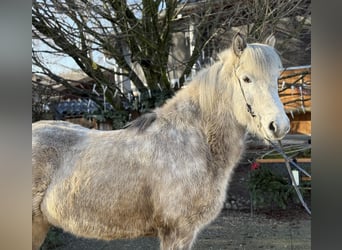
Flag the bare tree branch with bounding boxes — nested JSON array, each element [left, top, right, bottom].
[[32, 0, 311, 116]]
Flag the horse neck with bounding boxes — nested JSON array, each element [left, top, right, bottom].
[[161, 76, 246, 172], [202, 103, 246, 169], [196, 63, 247, 171]]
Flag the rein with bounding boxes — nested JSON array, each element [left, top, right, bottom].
[[267, 139, 312, 215]]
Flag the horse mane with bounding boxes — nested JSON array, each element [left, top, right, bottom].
[[195, 50, 234, 119], [123, 112, 157, 132]]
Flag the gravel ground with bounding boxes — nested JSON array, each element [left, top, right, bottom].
[[41, 209, 311, 250]]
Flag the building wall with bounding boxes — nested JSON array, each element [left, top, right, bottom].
[[278, 66, 311, 135]]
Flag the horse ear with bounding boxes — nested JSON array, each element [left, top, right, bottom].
[[264, 34, 276, 47], [232, 33, 247, 57]]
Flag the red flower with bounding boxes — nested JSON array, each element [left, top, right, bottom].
[[251, 161, 260, 170]]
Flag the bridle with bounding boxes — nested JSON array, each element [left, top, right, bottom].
[[233, 56, 257, 120], [233, 62, 260, 126], [236, 72, 256, 118]]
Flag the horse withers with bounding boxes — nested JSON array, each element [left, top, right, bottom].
[[32, 33, 290, 250]]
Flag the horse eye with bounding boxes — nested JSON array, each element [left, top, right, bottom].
[[243, 76, 252, 83]]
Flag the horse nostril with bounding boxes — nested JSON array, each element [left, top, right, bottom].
[[269, 121, 277, 133]]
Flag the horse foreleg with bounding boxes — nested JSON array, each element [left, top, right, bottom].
[[32, 215, 50, 250], [159, 228, 197, 250]]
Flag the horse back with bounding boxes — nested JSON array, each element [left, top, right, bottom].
[[32, 120, 88, 148]]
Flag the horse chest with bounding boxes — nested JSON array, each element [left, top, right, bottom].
[[208, 129, 245, 171], [199, 133, 245, 214]]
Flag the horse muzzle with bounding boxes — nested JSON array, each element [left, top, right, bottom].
[[266, 117, 291, 140]]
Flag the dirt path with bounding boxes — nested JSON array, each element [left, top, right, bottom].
[[42, 209, 311, 250]]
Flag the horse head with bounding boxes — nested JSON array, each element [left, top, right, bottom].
[[230, 33, 290, 141]]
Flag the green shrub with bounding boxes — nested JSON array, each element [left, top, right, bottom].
[[248, 165, 296, 209], [40, 227, 65, 250]]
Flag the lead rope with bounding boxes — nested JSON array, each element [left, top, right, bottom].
[[267, 139, 311, 215]]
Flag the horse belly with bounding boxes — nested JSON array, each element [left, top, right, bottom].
[[41, 177, 156, 240]]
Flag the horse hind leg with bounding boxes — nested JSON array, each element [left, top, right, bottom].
[[32, 155, 56, 249], [32, 185, 51, 250], [32, 222, 49, 250], [32, 214, 50, 250]]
